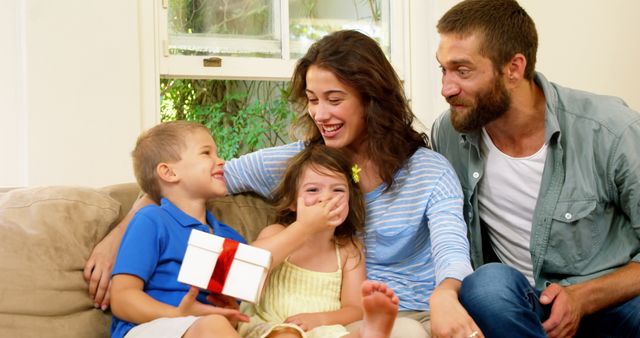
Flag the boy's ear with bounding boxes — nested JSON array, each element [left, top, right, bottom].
[[156, 162, 179, 183]]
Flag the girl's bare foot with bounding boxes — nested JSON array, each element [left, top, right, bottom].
[[358, 280, 399, 338]]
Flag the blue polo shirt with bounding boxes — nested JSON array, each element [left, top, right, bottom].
[[110, 198, 246, 338]]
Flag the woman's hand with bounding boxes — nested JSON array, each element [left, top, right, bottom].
[[83, 226, 123, 310], [83, 193, 155, 309], [430, 279, 484, 338]]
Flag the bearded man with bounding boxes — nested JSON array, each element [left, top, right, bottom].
[[431, 1, 640, 338]]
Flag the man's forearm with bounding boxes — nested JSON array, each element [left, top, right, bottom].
[[567, 261, 640, 315]]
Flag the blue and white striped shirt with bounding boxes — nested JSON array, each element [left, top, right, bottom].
[[225, 141, 472, 311]]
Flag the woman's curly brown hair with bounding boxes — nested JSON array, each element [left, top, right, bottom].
[[289, 30, 429, 191]]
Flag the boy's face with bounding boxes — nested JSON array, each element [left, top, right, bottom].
[[172, 128, 227, 199], [297, 165, 350, 226]]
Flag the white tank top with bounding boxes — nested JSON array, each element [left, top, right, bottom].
[[478, 128, 547, 286]]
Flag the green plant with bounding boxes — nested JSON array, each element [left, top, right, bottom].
[[161, 79, 296, 160]]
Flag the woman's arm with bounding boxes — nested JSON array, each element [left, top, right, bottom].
[[225, 142, 303, 197], [284, 244, 366, 331], [83, 194, 155, 309]]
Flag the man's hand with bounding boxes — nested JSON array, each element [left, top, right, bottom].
[[540, 283, 584, 338]]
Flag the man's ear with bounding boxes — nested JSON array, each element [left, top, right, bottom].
[[505, 53, 527, 83], [156, 162, 179, 183]]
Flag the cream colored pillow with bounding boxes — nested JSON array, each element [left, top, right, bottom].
[[0, 186, 120, 338]]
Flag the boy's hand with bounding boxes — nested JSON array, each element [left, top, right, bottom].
[[295, 195, 345, 232], [179, 287, 249, 323], [206, 293, 240, 310]]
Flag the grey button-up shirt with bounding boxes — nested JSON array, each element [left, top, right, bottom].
[[432, 72, 640, 289]]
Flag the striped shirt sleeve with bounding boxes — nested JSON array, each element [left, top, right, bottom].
[[224, 141, 304, 199]]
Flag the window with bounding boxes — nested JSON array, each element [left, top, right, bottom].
[[158, 0, 406, 81]]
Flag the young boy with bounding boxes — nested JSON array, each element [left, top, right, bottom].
[[110, 121, 248, 338]]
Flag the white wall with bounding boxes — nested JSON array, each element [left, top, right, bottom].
[[411, 0, 640, 131], [526, 0, 640, 111], [0, 0, 26, 187], [1, 0, 638, 187], [1, 0, 143, 187]]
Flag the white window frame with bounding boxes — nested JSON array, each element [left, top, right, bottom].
[[156, 0, 409, 82]]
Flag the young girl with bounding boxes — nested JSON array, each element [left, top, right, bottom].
[[237, 144, 398, 338]]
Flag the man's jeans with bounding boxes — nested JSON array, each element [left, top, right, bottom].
[[459, 263, 640, 338]]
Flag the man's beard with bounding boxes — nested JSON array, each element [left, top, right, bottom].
[[447, 75, 511, 134]]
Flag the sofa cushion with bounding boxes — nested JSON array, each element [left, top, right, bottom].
[[0, 186, 120, 338], [207, 192, 276, 243]]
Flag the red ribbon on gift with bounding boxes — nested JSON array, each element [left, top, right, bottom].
[[207, 238, 239, 294]]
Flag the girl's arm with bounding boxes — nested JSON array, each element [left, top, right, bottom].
[[251, 195, 346, 267], [284, 243, 366, 331], [110, 274, 248, 324]]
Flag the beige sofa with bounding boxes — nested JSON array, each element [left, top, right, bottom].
[[0, 183, 275, 338]]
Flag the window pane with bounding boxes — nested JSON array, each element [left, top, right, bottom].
[[168, 0, 281, 58], [289, 0, 390, 59]]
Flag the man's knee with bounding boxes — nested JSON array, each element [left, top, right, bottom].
[[460, 263, 530, 307], [462, 263, 524, 290]]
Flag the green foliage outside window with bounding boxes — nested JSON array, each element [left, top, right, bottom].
[[161, 79, 296, 160]]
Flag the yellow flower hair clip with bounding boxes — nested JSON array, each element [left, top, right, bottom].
[[351, 164, 361, 183]]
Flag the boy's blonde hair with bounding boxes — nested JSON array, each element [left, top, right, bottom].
[[131, 120, 211, 203]]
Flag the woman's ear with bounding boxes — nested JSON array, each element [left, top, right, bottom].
[[156, 162, 179, 183]]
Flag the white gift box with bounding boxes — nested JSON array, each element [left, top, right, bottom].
[[178, 229, 271, 303]]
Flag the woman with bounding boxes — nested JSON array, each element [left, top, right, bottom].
[[85, 30, 480, 338]]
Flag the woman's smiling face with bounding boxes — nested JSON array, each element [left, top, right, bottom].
[[305, 65, 366, 151]]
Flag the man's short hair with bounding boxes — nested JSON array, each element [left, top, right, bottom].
[[131, 120, 210, 203], [437, 0, 538, 79]]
